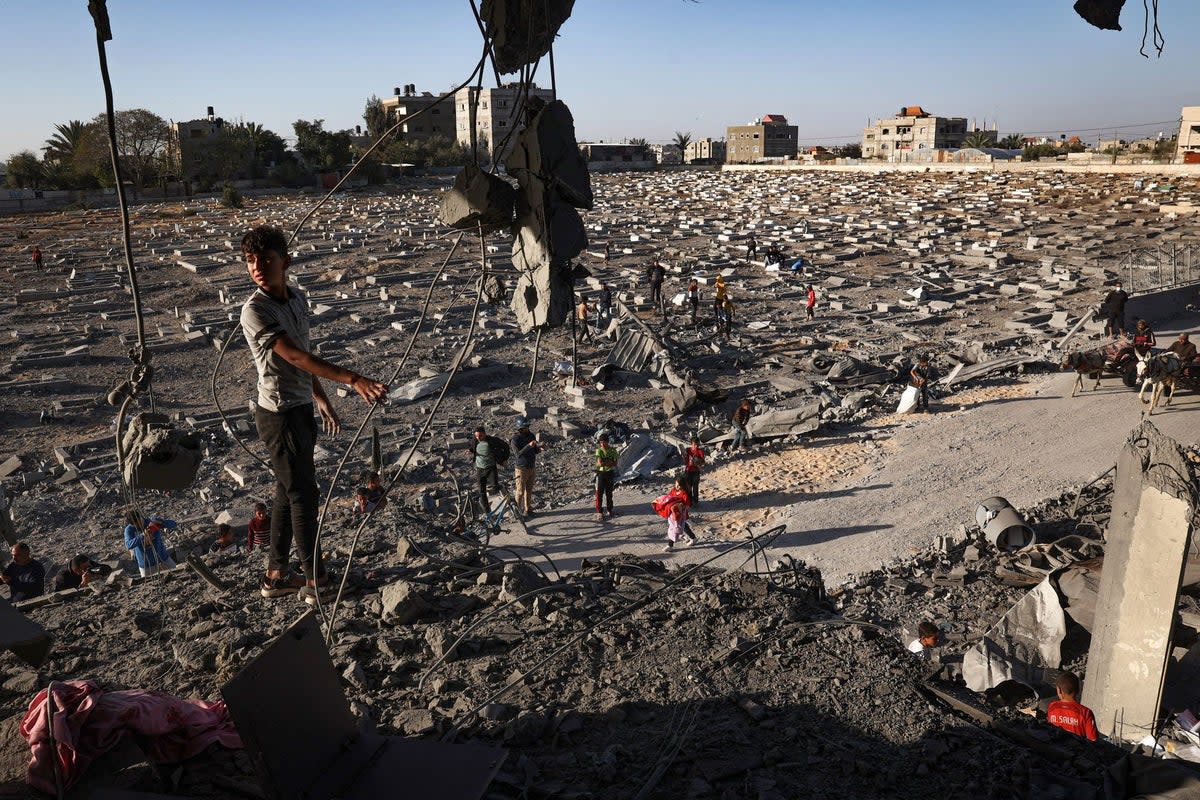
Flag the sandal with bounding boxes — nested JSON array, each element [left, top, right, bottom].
[[260, 573, 304, 598], [298, 576, 340, 606]]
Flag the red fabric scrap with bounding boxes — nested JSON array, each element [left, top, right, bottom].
[[19, 679, 242, 794]]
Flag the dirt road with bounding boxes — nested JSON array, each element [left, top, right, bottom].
[[513, 355, 1200, 587]]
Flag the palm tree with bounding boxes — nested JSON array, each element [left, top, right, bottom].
[[628, 137, 648, 147], [962, 130, 995, 149], [42, 120, 89, 163], [672, 131, 692, 164], [999, 133, 1024, 149]]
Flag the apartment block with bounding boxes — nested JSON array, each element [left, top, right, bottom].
[[454, 82, 555, 162], [380, 85, 456, 141], [862, 106, 972, 160], [726, 115, 798, 164], [1177, 107, 1200, 163], [685, 138, 726, 164]]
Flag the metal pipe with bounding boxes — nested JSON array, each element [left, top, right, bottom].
[[975, 496, 1035, 550]]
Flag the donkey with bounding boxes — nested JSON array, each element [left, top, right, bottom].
[[1136, 350, 1182, 414], [1061, 349, 1107, 397]]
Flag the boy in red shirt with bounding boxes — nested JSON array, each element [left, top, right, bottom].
[[1046, 671, 1099, 741], [683, 436, 705, 506], [246, 502, 271, 552]]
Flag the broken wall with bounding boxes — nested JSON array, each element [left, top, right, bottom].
[[1083, 421, 1195, 741]]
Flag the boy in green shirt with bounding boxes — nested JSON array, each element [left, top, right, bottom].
[[594, 434, 618, 521]]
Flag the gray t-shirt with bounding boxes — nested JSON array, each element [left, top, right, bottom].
[[474, 439, 495, 470], [240, 286, 313, 412]]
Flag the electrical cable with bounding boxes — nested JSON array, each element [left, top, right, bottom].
[[207, 43, 491, 472], [321, 223, 491, 642], [88, 0, 158, 519]]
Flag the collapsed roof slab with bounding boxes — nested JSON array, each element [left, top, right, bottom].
[[1083, 420, 1195, 742]]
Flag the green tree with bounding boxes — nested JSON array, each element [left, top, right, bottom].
[[240, 122, 287, 171], [76, 109, 172, 191], [363, 95, 389, 141], [42, 120, 89, 164], [1152, 137, 1177, 161], [833, 143, 862, 159], [1022, 143, 1061, 161], [293, 119, 352, 170], [962, 130, 995, 149], [4, 150, 43, 188], [672, 131, 692, 164], [628, 137, 648, 147], [999, 133, 1024, 149]]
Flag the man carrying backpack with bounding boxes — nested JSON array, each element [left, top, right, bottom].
[[469, 425, 510, 512]]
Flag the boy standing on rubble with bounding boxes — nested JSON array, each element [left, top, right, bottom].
[[730, 398, 754, 449], [683, 436, 705, 504], [909, 355, 933, 413], [594, 434, 618, 521], [239, 225, 388, 603], [1046, 672, 1099, 741]]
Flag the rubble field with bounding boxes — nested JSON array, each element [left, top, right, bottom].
[[2, 167, 1200, 797]]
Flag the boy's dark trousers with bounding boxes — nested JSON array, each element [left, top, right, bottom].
[[255, 404, 325, 581]]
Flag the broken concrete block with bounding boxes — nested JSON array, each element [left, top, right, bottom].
[[962, 577, 1066, 692], [380, 580, 432, 624], [121, 413, 203, 491], [1084, 421, 1196, 741], [438, 163, 516, 233], [0, 456, 22, 479], [224, 464, 248, 487]]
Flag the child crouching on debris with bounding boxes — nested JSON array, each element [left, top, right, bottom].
[[122, 510, 177, 577], [209, 523, 242, 556], [907, 620, 942, 660], [1046, 671, 1099, 741]]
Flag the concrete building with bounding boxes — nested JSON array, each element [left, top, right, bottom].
[[862, 106, 993, 160], [380, 85, 456, 141], [685, 138, 726, 164], [579, 143, 654, 172], [455, 82, 555, 163], [171, 108, 253, 185], [726, 115, 798, 164], [1176, 107, 1200, 163], [648, 143, 681, 165]]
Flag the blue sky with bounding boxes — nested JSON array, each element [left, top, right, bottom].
[[3, 0, 1197, 159]]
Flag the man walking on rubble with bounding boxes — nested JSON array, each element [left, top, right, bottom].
[[747, 234, 757, 262], [730, 398, 755, 450], [470, 426, 509, 514], [909, 355, 933, 413], [598, 282, 613, 329], [239, 225, 389, 604], [510, 418, 542, 517], [575, 294, 593, 342], [648, 258, 666, 314], [1103, 280, 1128, 338]]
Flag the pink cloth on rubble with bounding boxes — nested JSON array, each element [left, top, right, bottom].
[[19, 679, 242, 794]]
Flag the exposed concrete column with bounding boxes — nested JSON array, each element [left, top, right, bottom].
[[1084, 421, 1195, 741]]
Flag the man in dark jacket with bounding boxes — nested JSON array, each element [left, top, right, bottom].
[[470, 426, 508, 512], [510, 418, 542, 516], [1104, 281, 1128, 338], [2, 542, 45, 601]]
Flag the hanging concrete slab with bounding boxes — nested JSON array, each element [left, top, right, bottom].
[[481, 0, 576, 75], [1084, 421, 1195, 742], [221, 612, 504, 800], [962, 577, 1066, 692], [0, 597, 51, 667]]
